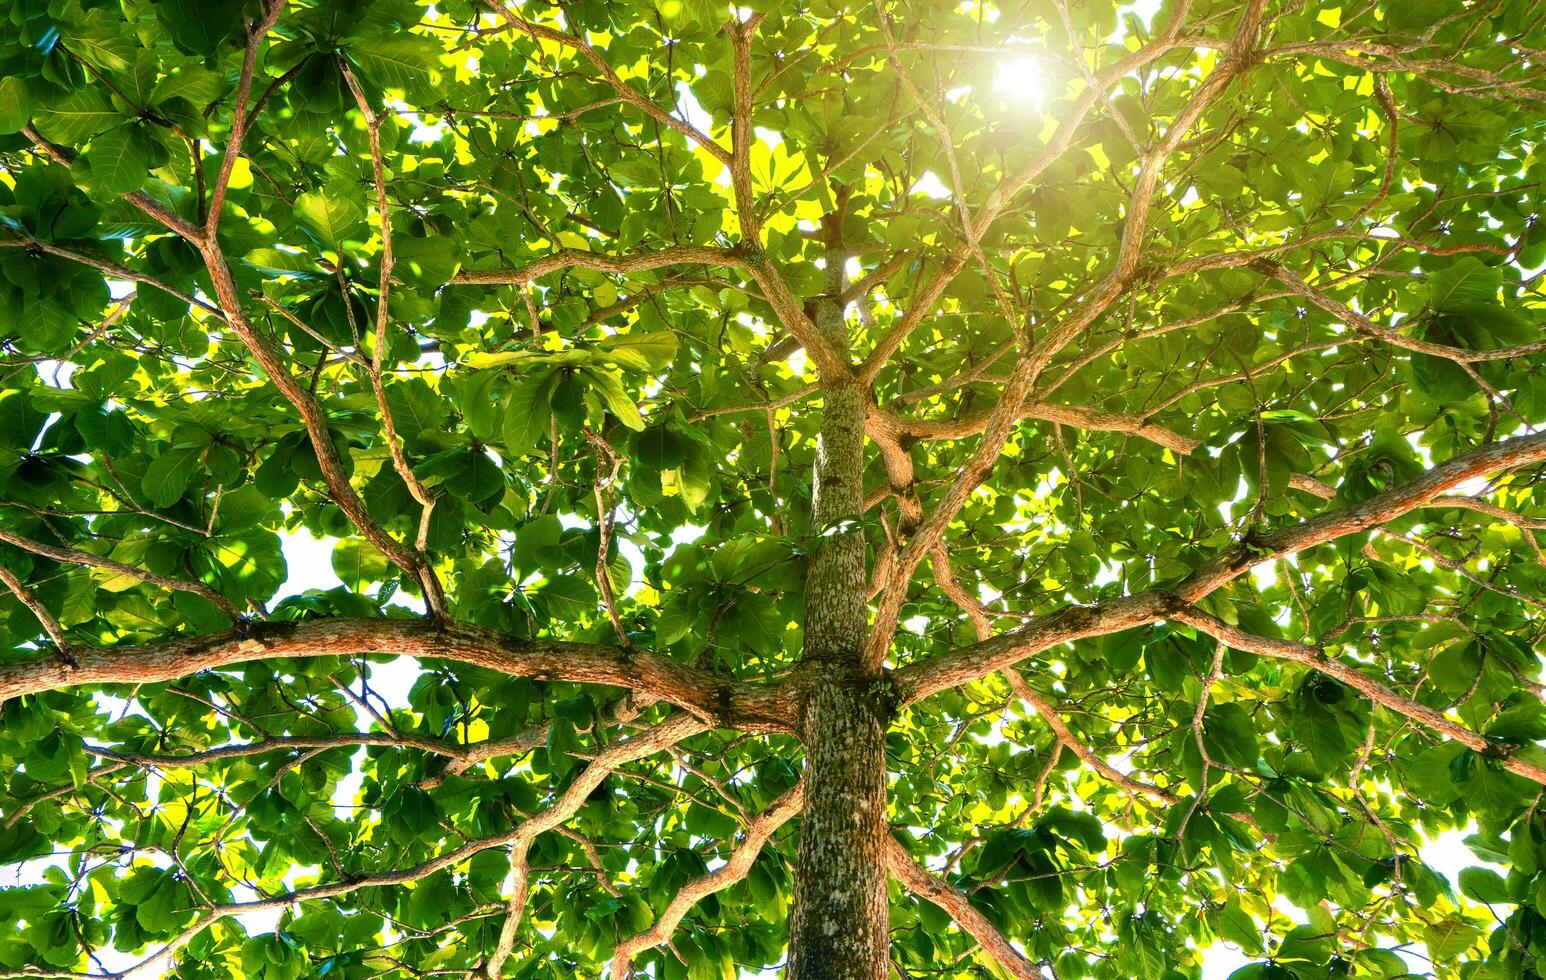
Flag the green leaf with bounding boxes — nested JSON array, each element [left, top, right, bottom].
[[203, 531, 286, 600], [1403, 742, 1468, 805], [582, 367, 644, 430], [676, 446, 712, 512], [538, 574, 596, 621], [439, 449, 504, 504], [293, 189, 368, 248], [33, 90, 120, 144], [1291, 700, 1348, 773], [384, 379, 443, 444], [1458, 867, 1509, 905], [1203, 702, 1259, 769], [1426, 257, 1502, 310], [1209, 897, 1262, 955], [332, 540, 390, 592], [156, 0, 242, 56], [460, 370, 504, 441], [1422, 918, 1480, 961], [465, 349, 564, 369], [74, 404, 135, 456], [635, 424, 690, 470], [18, 294, 80, 352], [76, 126, 153, 197], [0, 76, 32, 135], [502, 372, 556, 459], [345, 35, 442, 99], [394, 235, 462, 287], [595, 331, 678, 371], [141, 445, 203, 507]]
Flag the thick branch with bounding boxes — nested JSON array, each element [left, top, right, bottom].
[[1176, 430, 1546, 600], [0, 617, 791, 732], [196, 242, 449, 614], [727, 14, 767, 244]]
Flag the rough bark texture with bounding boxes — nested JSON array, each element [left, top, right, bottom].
[[787, 296, 891, 979], [0, 618, 792, 731], [801, 377, 869, 667], [788, 678, 891, 979]]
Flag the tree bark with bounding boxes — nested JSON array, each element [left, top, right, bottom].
[[787, 292, 891, 978], [788, 673, 890, 979]]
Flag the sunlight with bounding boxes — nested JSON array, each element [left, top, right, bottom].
[[993, 55, 1045, 108]]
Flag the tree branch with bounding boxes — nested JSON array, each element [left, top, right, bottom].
[[1264, 261, 1546, 364], [1005, 670, 1178, 805], [898, 428, 1546, 704], [857, 2, 1205, 377], [480, 3, 731, 166], [0, 618, 792, 732], [450, 245, 749, 285], [23, 128, 202, 241], [862, 0, 1268, 672], [1172, 607, 1546, 787], [205, 0, 286, 232], [608, 781, 803, 977], [0, 562, 71, 660], [6, 715, 706, 980], [883, 834, 1040, 980], [480, 714, 709, 979], [341, 61, 441, 556], [870, 402, 1200, 456], [0, 527, 241, 620]]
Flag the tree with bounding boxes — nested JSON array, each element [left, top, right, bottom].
[[1, 0, 1545, 976]]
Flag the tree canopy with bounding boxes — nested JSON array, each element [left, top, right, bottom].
[[2, 0, 1546, 977]]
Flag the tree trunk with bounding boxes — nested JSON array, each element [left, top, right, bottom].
[[787, 290, 891, 978], [788, 673, 890, 978]]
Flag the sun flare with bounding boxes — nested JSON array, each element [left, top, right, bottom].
[[993, 54, 1045, 107]]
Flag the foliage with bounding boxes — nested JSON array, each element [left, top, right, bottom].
[[1, 0, 1546, 977]]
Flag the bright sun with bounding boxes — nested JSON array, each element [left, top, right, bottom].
[[993, 55, 1045, 107]]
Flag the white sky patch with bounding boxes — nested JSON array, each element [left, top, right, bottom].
[[1249, 560, 1277, 589], [671, 523, 708, 546], [274, 527, 345, 598], [674, 80, 713, 135], [1113, 0, 1164, 37], [909, 171, 952, 199], [785, 347, 807, 377]]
